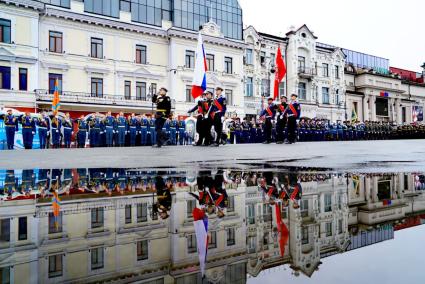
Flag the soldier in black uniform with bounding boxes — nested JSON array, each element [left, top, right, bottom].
[[152, 87, 172, 148], [276, 96, 288, 144]]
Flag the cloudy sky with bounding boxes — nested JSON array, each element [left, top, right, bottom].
[[238, 0, 424, 72]]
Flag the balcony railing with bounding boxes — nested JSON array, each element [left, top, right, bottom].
[[298, 67, 317, 78], [35, 89, 155, 108]]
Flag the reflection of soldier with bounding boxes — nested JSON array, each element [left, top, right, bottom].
[[154, 174, 172, 219]]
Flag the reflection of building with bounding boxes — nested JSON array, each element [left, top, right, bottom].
[[1, 170, 425, 282]]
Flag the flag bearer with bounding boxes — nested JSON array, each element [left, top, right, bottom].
[[152, 87, 171, 147], [51, 115, 62, 148]]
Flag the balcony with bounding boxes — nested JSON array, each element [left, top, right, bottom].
[[298, 67, 317, 79], [35, 89, 156, 109]]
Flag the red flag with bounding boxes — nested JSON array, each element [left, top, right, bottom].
[[274, 47, 287, 99]]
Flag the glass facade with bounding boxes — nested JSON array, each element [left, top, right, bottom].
[[173, 0, 243, 40], [131, 0, 172, 26], [85, 0, 120, 18], [41, 0, 70, 8], [342, 48, 389, 72]]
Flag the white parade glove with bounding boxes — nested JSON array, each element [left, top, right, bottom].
[[32, 131, 35, 135]]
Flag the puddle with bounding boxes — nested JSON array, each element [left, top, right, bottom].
[[1, 167, 425, 283]]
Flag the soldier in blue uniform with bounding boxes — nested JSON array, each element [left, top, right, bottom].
[[128, 113, 139, 147], [1, 109, 18, 150], [148, 116, 156, 146], [152, 87, 172, 147], [62, 112, 73, 148], [103, 111, 116, 147], [276, 96, 288, 144], [116, 112, 127, 147], [162, 117, 171, 145], [20, 112, 36, 149], [51, 115, 62, 148], [241, 117, 251, 144], [36, 112, 49, 149], [169, 115, 178, 145], [178, 118, 186, 145], [140, 115, 148, 146], [76, 115, 88, 148], [88, 113, 102, 148], [211, 87, 227, 147], [285, 94, 301, 144], [260, 98, 276, 144], [337, 121, 343, 141], [298, 119, 306, 142]]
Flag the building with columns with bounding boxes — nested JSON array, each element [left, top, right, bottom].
[[0, 0, 245, 118]]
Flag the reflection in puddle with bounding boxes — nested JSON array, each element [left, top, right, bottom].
[[0, 168, 424, 283]]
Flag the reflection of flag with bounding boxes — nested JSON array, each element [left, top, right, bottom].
[[191, 33, 208, 99], [273, 47, 287, 99], [193, 208, 208, 277], [52, 78, 61, 115], [379, 91, 389, 97], [275, 203, 289, 257], [52, 190, 61, 230]]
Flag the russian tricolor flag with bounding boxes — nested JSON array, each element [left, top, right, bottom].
[[380, 91, 389, 97], [193, 207, 208, 277], [191, 33, 208, 99]]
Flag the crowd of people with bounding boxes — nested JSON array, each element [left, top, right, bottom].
[[2, 86, 425, 150]]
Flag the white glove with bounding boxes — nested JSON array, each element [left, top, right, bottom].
[[56, 130, 59, 133], [72, 132, 74, 135], [100, 132, 104, 134], [32, 131, 35, 135]]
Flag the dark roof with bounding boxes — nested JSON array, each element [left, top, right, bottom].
[[258, 32, 287, 42]]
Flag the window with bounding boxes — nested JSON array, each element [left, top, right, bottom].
[[301, 227, 309, 244], [49, 31, 63, 53], [335, 65, 340, 79], [261, 79, 270, 97], [300, 199, 309, 218], [124, 81, 131, 100], [185, 50, 195, 68], [185, 85, 194, 103], [48, 212, 62, 234], [136, 81, 146, 101], [0, 266, 10, 284], [376, 97, 389, 116], [19, 68, 28, 91], [125, 205, 132, 224], [137, 240, 148, 261], [298, 82, 306, 100], [91, 208, 104, 229], [186, 200, 196, 218], [227, 228, 235, 246], [0, 18, 11, 44], [245, 77, 253, 97], [322, 87, 329, 104], [208, 231, 217, 249], [245, 49, 253, 65], [298, 56, 306, 72], [91, 78, 103, 98], [270, 53, 276, 67], [90, 37, 103, 59], [260, 51, 266, 66], [322, 63, 329, 77], [18, 217, 27, 240], [324, 194, 332, 212], [48, 254, 63, 278], [120, 0, 131, 12], [247, 204, 255, 224], [48, 73, 62, 94], [263, 232, 269, 246], [325, 222, 332, 237], [338, 219, 343, 234], [0, 219, 10, 242], [85, 0, 120, 18], [137, 203, 147, 223], [0, 66, 11, 90], [187, 234, 197, 253], [91, 247, 104, 270], [262, 204, 272, 222], [224, 57, 233, 74], [227, 196, 235, 212], [279, 82, 285, 97], [206, 53, 215, 71], [404, 174, 409, 190], [136, 45, 147, 64], [43, 0, 70, 8]]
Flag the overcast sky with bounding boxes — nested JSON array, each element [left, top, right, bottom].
[[238, 0, 425, 72]]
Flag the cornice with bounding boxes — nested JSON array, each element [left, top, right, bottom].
[[0, 0, 44, 10]]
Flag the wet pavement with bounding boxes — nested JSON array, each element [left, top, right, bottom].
[[1, 140, 425, 172], [1, 165, 425, 284]]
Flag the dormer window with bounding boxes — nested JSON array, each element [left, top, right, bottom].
[[301, 32, 307, 38]]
